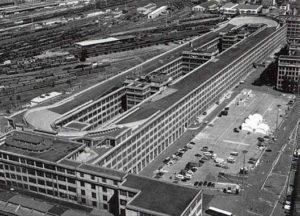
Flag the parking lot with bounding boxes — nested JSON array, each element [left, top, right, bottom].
[[156, 89, 293, 187]]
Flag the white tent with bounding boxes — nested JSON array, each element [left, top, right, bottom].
[[256, 123, 270, 135], [241, 113, 270, 134]]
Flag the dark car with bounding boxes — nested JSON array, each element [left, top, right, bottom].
[[202, 146, 208, 151], [195, 153, 201, 157], [194, 181, 199, 186], [199, 159, 205, 164], [207, 182, 212, 187], [198, 181, 203, 186], [248, 160, 255, 164], [203, 181, 208, 186], [266, 149, 272, 152], [234, 128, 239, 133]]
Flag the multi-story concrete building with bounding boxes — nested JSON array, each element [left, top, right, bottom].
[[1, 17, 287, 216], [277, 55, 300, 91], [0, 131, 203, 216], [286, 16, 300, 39]]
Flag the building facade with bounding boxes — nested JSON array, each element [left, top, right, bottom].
[[93, 25, 286, 174], [277, 55, 300, 91]]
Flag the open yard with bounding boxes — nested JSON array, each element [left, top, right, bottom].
[[157, 89, 292, 187]]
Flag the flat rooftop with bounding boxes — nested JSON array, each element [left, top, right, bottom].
[[118, 27, 276, 124], [0, 131, 83, 163], [122, 174, 201, 216], [33, 27, 232, 117], [0, 189, 112, 216]]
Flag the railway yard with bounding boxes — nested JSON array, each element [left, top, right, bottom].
[[0, 0, 226, 112]]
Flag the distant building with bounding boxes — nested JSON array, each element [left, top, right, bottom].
[[220, 3, 262, 15], [261, 0, 276, 6], [277, 55, 300, 91], [219, 2, 239, 15], [148, 6, 168, 19], [137, 3, 157, 15], [235, 4, 263, 14], [192, 1, 219, 12], [286, 16, 300, 39]]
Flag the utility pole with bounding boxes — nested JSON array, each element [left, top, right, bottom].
[[275, 104, 281, 133], [242, 149, 248, 216]]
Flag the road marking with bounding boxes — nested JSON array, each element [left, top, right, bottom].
[[261, 142, 287, 190], [246, 210, 264, 216], [223, 140, 250, 146], [270, 175, 289, 216]]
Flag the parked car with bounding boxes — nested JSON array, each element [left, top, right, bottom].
[[191, 167, 198, 172], [163, 157, 171, 164], [176, 174, 184, 180], [195, 153, 201, 157], [203, 181, 208, 186], [185, 174, 192, 180], [194, 181, 199, 186], [199, 159, 205, 164], [202, 146, 208, 151], [198, 181, 203, 186], [203, 152, 212, 157], [230, 151, 239, 156]]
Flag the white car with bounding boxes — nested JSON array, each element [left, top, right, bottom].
[[203, 152, 212, 157], [284, 204, 291, 211], [167, 160, 174, 166], [176, 174, 184, 180], [185, 174, 192, 180], [211, 153, 217, 159], [187, 170, 194, 175]]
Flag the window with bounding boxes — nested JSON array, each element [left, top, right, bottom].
[[103, 187, 107, 192], [67, 169, 75, 175], [91, 184, 96, 190], [59, 185, 67, 190], [39, 188, 46, 193], [91, 175, 95, 180], [57, 175, 66, 181], [37, 171, 44, 177], [38, 179, 45, 185], [80, 173, 84, 177], [36, 162, 43, 168], [120, 199, 127, 205], [57, 167, 65, 173], [29, 186, 37, 191], [82, 198, 86, 204], [29, 178, 36, 184], [68, 178, 76, 184], [103, 195, 107, 201], [120, 190, 127, 196], [103, 204, 108, 209], [102, 178, 107, 183], [80, 181, 85, 187], [68, 186, 76, 193], [81, 189, 85, 196], [92, 201, 97, 207], [92, 192, 96, 199], [22, 176, 27, 181], [46, 181, 53, 187]]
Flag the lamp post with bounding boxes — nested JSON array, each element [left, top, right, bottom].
[[275, 104, 281, 134], [242, 150, 248, 188], [242, 149, 248, 216]]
